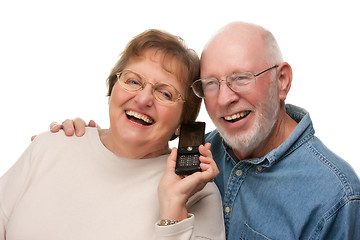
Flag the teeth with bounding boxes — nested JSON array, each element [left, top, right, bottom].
[[126, 110, 154, 123], [224, 111, 250, 121]]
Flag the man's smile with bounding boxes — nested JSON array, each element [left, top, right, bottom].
[[223, 110, 251, 122]]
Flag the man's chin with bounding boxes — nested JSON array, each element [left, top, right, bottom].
[[217, 124, 251, 147], [214, 120, 264, 158], [224, 133, 254, 152]]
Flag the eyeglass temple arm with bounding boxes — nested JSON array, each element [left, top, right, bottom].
[[254, 65, 279, 77]]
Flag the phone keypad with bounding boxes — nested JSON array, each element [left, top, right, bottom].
[[178, 154, 200, 166]]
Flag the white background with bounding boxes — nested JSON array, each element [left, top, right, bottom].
[[1, 0, 359, 177]]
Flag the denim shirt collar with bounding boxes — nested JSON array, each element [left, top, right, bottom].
[[223, 104, 315, 168]]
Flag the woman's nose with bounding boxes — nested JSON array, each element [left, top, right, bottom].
[[134, 84, 154, 107]]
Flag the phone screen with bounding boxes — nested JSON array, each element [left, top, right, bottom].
[[178, 123, 205, 148]]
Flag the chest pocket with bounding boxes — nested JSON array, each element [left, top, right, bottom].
[[240, 223, 273, 240]]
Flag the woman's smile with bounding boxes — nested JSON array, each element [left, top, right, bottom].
[[125, 110, 154, 126]]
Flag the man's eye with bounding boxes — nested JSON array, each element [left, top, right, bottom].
[[203, 79, 218, 89], [232, 75, 251, 85]]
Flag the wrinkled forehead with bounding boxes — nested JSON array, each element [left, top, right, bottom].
[[137, 48, 187, 85], [200, 28, 266, 78]]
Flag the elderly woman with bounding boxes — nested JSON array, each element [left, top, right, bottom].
[[0, 30, 225, 239]]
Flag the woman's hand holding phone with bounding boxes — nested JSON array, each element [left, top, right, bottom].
[[157, 143, 219, 221]]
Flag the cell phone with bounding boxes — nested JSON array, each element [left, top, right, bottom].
[[175, 121, 206, 175]]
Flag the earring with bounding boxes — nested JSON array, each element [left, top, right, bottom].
[[175, 126, 181, 136]]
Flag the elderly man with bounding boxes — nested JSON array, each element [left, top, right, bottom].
[[195, 21, 360, 239], [50, 22, 360, 239]]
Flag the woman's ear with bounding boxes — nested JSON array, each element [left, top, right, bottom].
[[169, 126, 181, 141], [277, 62, 292, 101]]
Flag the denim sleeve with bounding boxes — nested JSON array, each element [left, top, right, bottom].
[[315, 197, 360, 240]]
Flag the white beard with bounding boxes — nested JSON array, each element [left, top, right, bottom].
[[214, 79, 279, 158]]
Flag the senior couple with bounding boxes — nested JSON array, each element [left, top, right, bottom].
[[1, 22, 360, 239]]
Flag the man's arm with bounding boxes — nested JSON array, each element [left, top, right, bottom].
[[316, 198, 360, 239]]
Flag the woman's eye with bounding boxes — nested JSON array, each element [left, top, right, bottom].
[[154, 84, 176, 101], [125, 78, 142, 85], [158, 90, 172, 100]]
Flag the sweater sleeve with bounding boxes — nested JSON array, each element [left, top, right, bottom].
[[0, 141, 35, 240], [152, 182, 225, 240]]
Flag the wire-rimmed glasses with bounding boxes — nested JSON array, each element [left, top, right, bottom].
[[116, 70, 185, 105], [191, 65, 278, 98]]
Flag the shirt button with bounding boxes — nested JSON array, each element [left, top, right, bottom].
[[256, 166, 263, 172], [225, 206, 231, 214], [236, 170, 243, 176]]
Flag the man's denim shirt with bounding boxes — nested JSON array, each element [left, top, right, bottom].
[[206, 104, 360, 240]]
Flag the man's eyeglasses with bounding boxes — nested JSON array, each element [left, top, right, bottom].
[[191, 65, 278, 98], [116, 70, 185, 105]]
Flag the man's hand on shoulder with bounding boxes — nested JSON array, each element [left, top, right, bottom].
[[31, 118, 99, 141]]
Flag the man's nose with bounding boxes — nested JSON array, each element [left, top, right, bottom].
[[217, 79, 239, 106]]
